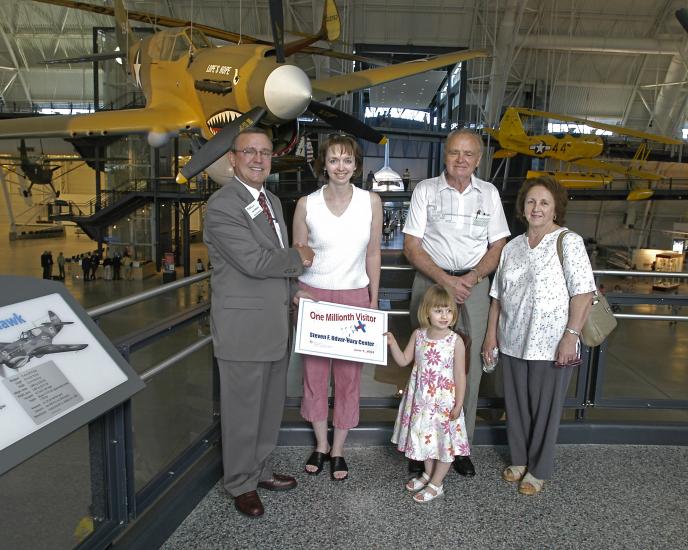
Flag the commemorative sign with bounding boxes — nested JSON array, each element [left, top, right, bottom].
[[295, 299, 388, 366]]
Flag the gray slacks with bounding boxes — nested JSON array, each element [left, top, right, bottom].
[[501, 354, 574, 479], [410, 272, 492, 443], [217, 352, 289, 496]]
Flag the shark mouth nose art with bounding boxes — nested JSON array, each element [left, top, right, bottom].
[[207, 110, 244, 134]]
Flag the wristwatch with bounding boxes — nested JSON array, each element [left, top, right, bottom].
[[470, 268, 482, 283]]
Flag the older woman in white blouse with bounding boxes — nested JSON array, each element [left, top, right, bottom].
[[482, 175, 595, 495]]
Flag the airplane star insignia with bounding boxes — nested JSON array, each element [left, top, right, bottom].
[[529, 140, 551, 155]]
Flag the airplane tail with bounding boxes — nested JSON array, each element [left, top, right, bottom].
[[283, 0, 341, 57], [47, 310, 72, 326], [497, 108, 527, 138], [321, 0, 341, 42], [114, 0, 135, 60]]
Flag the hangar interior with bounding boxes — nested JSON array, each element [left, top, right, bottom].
[[0, 1, 686, 549]]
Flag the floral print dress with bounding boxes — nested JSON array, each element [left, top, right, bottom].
[[391, 329, 470, 463]]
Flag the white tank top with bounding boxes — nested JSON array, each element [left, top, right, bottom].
[[298, 185, 372, 290]]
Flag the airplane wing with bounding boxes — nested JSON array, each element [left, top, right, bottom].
[[34, 0, 260, 44], [310, 49, 488, 100], [32, 344, 88, 357], [514, 108, 684, 146], [573, 158, 663, 180], [33, 0, 378, 65], [0, 107, 202, 140]]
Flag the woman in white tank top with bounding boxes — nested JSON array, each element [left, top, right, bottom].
[[292, 134, 383, 481]]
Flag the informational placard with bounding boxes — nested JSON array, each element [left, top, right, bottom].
[[294, 299, 388, 366], [0, 277, 144, 475]]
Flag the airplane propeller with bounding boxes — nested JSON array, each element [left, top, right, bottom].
[[177, 96, 388, 183], [676, 8, 688, 33], [269, 0, 286, 63], [309, 101, 387, 145], [177, 107, 267, 184]]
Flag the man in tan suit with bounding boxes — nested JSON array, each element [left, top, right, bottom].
[[204, 128, 314, 517]]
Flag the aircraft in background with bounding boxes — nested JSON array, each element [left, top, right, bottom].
[[0, 311, 88, 371], [486, 107, 684, 189], [0, 0, 487, 184], [3, 139, 63, 198]]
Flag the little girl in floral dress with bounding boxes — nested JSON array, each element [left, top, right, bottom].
[[387, 284, 470, 503]]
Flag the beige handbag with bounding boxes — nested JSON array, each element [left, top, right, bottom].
[[556, 231, 617, 347]]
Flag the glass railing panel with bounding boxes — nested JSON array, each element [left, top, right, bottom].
[[128, 331, 215, 491], [599, 311, 688, 401], [0, 426, 100, 549]]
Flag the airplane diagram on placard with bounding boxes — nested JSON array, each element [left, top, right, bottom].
[[0, 311, 88, 371], [485, 107, 684, 188], [0, 0, 487, 185]]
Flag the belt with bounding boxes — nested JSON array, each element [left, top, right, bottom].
[[442, 269, 470, 276]]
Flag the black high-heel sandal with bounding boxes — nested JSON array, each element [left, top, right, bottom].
[[330, 456, 348, 481], [305, 451, 329, 475]]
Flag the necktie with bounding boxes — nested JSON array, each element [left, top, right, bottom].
[[257, 192, 277, 236]]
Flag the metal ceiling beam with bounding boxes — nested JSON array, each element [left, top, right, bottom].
[[517, 35, 683, 55], [0, 18, 32, 103], [646, 45, 688, 137], [620, 0, 673, 126], [484, 0, 526, 128]]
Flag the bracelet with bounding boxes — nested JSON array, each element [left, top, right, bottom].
[[564, 327, 580, 336]]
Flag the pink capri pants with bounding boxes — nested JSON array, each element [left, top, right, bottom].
[[299, 282, 371, 430]]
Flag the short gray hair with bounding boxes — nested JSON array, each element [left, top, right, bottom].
[[446, 128, 483, 157]]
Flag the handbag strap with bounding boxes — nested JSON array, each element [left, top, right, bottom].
[[555, 230, 572, 268], [556, 230, 599, 300]]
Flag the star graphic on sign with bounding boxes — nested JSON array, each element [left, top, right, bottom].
[[529, 141, 551, 155]]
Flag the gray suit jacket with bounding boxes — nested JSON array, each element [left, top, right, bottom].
[[204, 178, 304, 362]]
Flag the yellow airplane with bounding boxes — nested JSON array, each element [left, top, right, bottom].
[[486, 107, 683, 184], [0, 0, 487, 184]]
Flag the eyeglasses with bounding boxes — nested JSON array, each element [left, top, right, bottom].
[[233, 147, 273, 158]]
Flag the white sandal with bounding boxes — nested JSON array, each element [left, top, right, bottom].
[[406, 471, 431, 491], [413, 482, 444, 503], [502, 465, 527, 483], [518, 472, 545, 495]]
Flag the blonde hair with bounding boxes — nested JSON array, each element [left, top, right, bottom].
[[417, 285, 458, 329]]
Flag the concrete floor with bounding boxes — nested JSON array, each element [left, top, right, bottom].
[[163, 444, 688, 550]]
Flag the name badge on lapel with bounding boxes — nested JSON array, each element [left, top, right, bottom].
[[245, 200, 262, 219]]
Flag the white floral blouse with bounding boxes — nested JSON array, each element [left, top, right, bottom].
[[489, 227, 596, 361]]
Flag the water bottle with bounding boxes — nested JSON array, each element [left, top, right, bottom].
[[482, 347, 499, 373]]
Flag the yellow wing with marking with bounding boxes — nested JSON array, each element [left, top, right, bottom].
[[0, 107, 202, 139], [514, 108, 683, 146], [311, 49, 488, 100], [573, 158, 663, 180]]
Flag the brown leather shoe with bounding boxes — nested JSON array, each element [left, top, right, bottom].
[[257, 473, 297, 491], [234, 490, 264, 517]]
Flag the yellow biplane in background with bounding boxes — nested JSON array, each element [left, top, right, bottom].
[[0, 0, 487, 184], [486, 107, 684, 196]]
